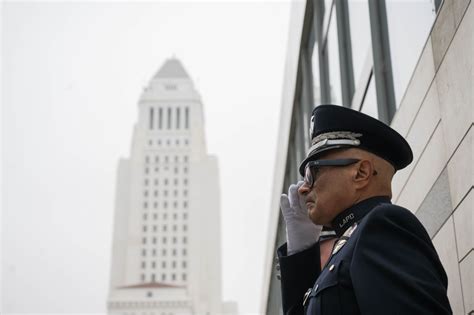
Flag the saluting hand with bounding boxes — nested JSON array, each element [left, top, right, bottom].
[[280, 181, 322, 255]]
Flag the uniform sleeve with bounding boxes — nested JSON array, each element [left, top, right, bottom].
[[351, 205, 452, 315], [277, 242, 321, 315]]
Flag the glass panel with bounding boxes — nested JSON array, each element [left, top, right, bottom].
[[327, 7, 342, 105], [386, 0, 436, 107], [311, 41, 322, 105], [348, 0, 371, 86], [360, 73, 378, 119]]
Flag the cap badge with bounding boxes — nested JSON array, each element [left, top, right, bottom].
[[307, 131, 362, 157]]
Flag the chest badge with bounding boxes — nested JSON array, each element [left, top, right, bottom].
[[302, 287, 312, 306], [332, 223, 358, 255]]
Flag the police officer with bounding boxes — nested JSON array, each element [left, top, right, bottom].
[[278, 105, 452, 314]]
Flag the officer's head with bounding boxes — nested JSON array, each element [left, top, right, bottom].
[[297, 105, 413, 226]]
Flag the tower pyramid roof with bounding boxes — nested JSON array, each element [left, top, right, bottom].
[[154, 58, 189, 79]]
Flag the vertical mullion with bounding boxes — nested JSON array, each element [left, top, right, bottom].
[[335, 0, 355, 107], [314, 0, 331, 104], [368, 0, 396, 123]]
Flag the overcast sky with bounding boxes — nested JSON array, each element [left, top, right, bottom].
[[2, 1, 292, 314]]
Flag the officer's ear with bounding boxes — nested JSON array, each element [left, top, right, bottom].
[[353, 160, 373, 188]]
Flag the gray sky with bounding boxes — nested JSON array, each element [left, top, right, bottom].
[[2, 1, 291, 314]]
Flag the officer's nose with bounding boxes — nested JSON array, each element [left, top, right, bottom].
[[298, 182, 310, 195]]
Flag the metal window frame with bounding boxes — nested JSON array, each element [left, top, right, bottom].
[[368, 0, 396, 123], [335, 0, 355, 107]]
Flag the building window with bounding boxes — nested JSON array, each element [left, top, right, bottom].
[[141, 274, 145, 282], [183, 225, 187, 232], [172, 261, 177, 268], [143, 202, 148, 209], [172, 273, 176, 281], [185, 139, 189, 146], [152, 261, 156, 269], [149, 107, 154, 130], [172, 249, 177, 256], [164, 190, 168, 197], [154, 179, 159, 185], [174, 190, 178, 197], [155, 156, 160, 163], [182, 261, 187, 268], [144, 190, 148, 197], [185, 107, 189, 129], [152, 225, 157, 232], [174, 155, 179, 162], [183, 201, 188, 208], [184, 156, 188, 163], [163, 225, 167, 232], [162, 261, 166, 268], [173, 225, 177, 232], [182, 273, 187, 281], [152, 249, 156, 256], [173, 213, 177, 220], [165, 155, 169, 163], [162, 237, 167, 244], [142, 237, 147, 244], [155, 167, 159, 173], [142, 249, 146, 256], [182, 248, 187, 256], [176, 107, 181, 129], [174, 178, 178, 185], [183, 236, 187, 244], [173, 237, 177, 244], [143, 225, 147, 232], [145, 155, 150, 163], [167, 107, 172, 129], [153, 202, 157, 209], [144, 179, 149, 186], [174, 167, 178, 174], [183, 190, 188, 197], [183, 213, 188, 220], [145, 167, 149, 174], [152, 237, 157, 244], [162, 249, 167, 256], [154, 190, 158, 197], [161, 274, 166, 281], [184, 179, 188, 186], [163, 213, 168, 220], [142, 261, 146, 268], [147, 291, 153, 298], [158, 108, 163, 129], [173, 201, 178, 208], [143, 213, 147, 220], [151, 274, 156, 282], [183, 167, 188, 174], [164, 201, 168, 208]]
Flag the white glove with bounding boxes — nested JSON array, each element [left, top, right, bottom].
[[280, 181, 322, 255]]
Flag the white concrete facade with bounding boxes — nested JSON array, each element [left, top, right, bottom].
[[262, 1, 473, 314], [108, 58, 223, 315]]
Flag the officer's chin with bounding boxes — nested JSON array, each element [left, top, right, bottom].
[[308, 205, 322, 225]]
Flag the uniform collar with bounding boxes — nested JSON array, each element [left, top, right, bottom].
[[331, 196, 391, 237]]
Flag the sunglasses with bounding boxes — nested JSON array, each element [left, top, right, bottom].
[[303, 158, 361, 189]]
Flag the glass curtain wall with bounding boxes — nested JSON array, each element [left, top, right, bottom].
[[311, 0, 438, 122]]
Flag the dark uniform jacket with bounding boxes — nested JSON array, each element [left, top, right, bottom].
[[277, 196, 452, 315]]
